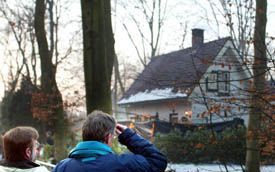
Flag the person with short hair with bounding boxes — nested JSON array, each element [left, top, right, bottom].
[[53, 110, 167, 172], [0, 126, 49, 172]]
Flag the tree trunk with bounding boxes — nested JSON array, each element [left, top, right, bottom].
[[245, 0, 267, 171], [34, 0, 67, 161], [81, 0, 115, 114]]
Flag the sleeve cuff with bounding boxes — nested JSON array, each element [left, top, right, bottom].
[[118, 128, 136, 145]]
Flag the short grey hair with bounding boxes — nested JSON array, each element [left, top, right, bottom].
[[82, 110, 116, 141]]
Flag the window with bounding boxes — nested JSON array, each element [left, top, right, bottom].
[[169, 111, 178, 123], [206, 70, 230, 95], [206, 71, 218, 91], [224, 110, 228, 117], [218, 71, 230, 95]]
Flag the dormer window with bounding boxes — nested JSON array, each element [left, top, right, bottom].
[[218, 71, 230, 95], [206, 71, 218, 91], [206, 70, 230, 95]]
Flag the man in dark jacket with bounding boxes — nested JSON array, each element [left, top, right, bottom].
[[53, 110, 167, 172]]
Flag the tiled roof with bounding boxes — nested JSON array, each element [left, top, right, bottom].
[[120, 37, 231, 103]]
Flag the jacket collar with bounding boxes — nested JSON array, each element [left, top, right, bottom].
[[69, 141, 113, 162], [0, 159, 40, 169]]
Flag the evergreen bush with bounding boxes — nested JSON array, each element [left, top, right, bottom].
[[154, 126, 246, 165]]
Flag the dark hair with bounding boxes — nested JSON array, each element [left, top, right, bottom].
[[3, 126, 39, 161], [82, 110, 116, 141]]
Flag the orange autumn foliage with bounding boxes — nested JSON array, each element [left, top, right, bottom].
[[31, 92, 62, 122]]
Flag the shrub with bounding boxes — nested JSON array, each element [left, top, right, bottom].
[[0, 79, 45, 134], [154, 126, 246, 164]]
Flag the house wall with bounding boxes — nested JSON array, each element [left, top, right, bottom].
[[123, 99, 192, 123], [189, 41, 250, 126]]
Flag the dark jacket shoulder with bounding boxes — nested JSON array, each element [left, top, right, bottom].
[[53, 129, 167, 172]]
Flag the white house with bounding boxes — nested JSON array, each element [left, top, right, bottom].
[[118, 29, 251, 125]]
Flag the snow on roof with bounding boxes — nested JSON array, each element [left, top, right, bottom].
[[118, 88, 187, 105]]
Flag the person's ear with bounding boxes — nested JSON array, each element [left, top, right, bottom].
[[25, 147, 32, 160], [104, 133, 113, 146]]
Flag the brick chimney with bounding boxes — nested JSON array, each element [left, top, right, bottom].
[[192, 28, 204, 47]]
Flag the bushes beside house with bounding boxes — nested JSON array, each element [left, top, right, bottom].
[[154, 126, 246, 165], [0, 79, 45, 138]]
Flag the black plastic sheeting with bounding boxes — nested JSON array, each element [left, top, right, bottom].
[[120, 118, 244, 138], [153, 118, 244, 135]]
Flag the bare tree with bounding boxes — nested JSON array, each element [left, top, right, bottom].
[[218, 0, 255, 59], [0, 0, 38, 91], [112, 54, 125, 116], [206, 0, 273, 168], [245, 0, 267, 171], [81, 0, 115, 114], [34, 0, 67, 160], [118, 0, 167, 66], [194, 0, 273, 168]]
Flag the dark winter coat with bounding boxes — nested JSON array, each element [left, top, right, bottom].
[[52, 128, 167, 172]]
